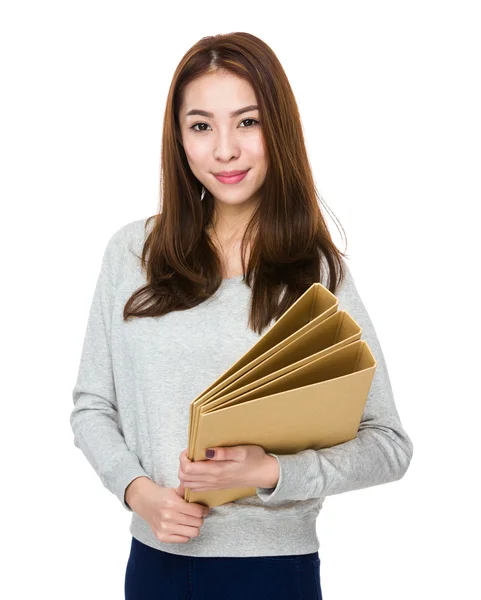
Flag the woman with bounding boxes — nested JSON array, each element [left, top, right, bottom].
[[70, 32, 413, 600]]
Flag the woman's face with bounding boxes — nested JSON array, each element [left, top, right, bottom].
[[179, 71, 268, 210]]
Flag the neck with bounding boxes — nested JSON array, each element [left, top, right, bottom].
[[209, 197, 259, 244]]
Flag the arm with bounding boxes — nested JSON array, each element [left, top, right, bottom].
[[256, 262, 414, 504], [70, 225, 152, 511]]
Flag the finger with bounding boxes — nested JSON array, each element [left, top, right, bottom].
[[181, 462, 211, 478], [174, 481, 185, 497], [180, 472, 216, 484], [179, 448, 191, 462], [184, 484, 212, 492]]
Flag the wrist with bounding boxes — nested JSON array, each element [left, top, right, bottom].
[[258, 454, 280, 489], [125, 476, 153, 509]]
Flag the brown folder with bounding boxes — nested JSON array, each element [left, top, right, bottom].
[[184, 282, 377, 507]]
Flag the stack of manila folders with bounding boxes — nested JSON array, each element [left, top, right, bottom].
[[185, 280, 377, 507]]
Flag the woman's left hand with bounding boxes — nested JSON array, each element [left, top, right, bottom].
[[178, 445, 280, 492]]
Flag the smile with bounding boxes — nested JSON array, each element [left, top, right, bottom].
[[213, 170, 250, 184]]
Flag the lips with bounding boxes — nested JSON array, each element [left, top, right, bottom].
[[213, 169, 250, 184], [214, 170, 248, 177]]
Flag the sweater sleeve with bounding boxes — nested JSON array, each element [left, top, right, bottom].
[[256, 262, 414, 505], [70, 225, 152, 511]]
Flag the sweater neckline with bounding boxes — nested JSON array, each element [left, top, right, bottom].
[[222, 274, 244, 284]]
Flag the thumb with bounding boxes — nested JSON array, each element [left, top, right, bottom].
[[174, 481, 186, 498], [173, 482, 209, 513], [205, 446, 237, 461]]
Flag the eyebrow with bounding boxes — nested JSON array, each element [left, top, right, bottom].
[[185, 104, 259, 119]]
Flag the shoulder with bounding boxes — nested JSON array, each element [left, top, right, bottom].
[[319, 254, 353, 294], [106, 215, 155, 257], [109, 215, 154, 245], [329, 259, 377, 338], [334, 259, 355, 299], [100, 216, 155, 283]]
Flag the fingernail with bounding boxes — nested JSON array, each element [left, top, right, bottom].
[[205, 449, 215, 458]]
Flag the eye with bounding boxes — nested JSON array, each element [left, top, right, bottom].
[[190, 122, 211, 132], [239, 118, 260, 128], [189, 118, 260, 132]]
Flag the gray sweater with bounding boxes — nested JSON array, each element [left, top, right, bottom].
[[70, 216, 413, 557]]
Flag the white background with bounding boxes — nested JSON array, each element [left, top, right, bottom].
[[1, 1, 479, 598]]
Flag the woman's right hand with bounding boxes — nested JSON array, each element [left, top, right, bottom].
[[125, 477, 210, 544]]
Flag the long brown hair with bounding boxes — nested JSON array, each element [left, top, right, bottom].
[[124, 32, 349, 335]]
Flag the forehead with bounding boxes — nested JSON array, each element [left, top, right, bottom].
[[181, 72, 257, 117]]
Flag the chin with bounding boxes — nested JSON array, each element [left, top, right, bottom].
[[216, 197, 253, 206]]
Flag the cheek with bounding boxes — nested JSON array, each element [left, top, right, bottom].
[[246, 135, 267, 164], [184, 142, 210, 172], [249, 149, 268, 176]]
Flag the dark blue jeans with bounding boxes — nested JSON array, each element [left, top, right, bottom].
[[125, 536, 323, 599]]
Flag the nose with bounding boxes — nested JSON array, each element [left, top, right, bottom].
[[214, 128, 240, 161]]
